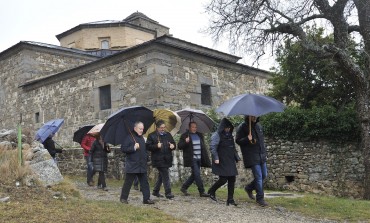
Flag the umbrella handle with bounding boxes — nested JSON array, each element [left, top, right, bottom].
[[123, 120, 137, 144], [248, 116, 256, 145], [54, 141, 64, 150]]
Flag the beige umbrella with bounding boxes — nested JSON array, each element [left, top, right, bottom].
[[144, 109, 181, 137], [87, 123, 105, 137]]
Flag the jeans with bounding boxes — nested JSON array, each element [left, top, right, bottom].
[[182, 159, 205, 193], [208, 176, 236, 201], [120, 173, 150, 201], [246, 162, 267, 201], [85, 156, 94, 184], [153, 167, 172, 195]]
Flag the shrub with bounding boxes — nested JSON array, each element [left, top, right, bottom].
[[260, 105, 360, 141]]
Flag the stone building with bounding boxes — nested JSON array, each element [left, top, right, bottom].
[[0, 12, 270, 144]]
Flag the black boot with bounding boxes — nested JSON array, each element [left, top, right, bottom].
[[226, 199, 238, 206], [207, 190, 217, 201]]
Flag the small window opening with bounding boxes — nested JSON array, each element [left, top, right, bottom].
[[35, 112, 40, 123], [285, 176, 295, 183], [99, 85, 111, 110], [201, 84, 212, 106], [101, 40, 109, 49]]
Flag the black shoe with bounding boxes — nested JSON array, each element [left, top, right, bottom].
[[143, 199, 155, 204], [199, 192, 210, 197], [165, 194, 175, 199], [120, 198, 128, 204], [152, 192, 164, 198], [102, 187, 109, 191], [209, 193, 217, 202], [134, 185, 139, 190], [227, 199, 238, 206], [245, 187, 256, 200], [180, 188, 190, 196], [256, 199, 268, 207]]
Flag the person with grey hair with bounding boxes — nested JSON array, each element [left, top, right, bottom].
[[146, 119, 176, 199], [120, 121, 154, 205]]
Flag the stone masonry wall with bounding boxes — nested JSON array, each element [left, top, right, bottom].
[[0, 48, 97, 130], [266, 138, 364, 198]]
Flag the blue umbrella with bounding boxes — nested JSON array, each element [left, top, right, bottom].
[[35, 118, 64, 143], [216, 93, 285, 117], [100, 106, 154, 146]]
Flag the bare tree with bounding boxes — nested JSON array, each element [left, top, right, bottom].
[[205, 0, 370, 199]]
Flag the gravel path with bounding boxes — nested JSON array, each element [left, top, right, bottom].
[[75, 182, 337, 223]]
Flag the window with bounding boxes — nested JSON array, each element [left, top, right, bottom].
[[99, 85, 111, 110], [101, 40, 110, 49], [201, 84, 212, 105], [35, 112, 40, 123]]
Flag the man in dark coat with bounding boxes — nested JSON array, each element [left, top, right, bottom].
[[178, 121, 211, 197], [146, 120, 176, 199], [236, 115, 268, 207], [120, 121, 154, 205], [208, 118, 241, 206]]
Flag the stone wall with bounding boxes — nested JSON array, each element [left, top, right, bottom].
[[59, 27, 156, 50], [266, 138, 364, 198], [0, 46, 97, 129], [57, 139, 364, 198]]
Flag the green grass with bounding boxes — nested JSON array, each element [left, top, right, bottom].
[[202, 185, 370, 222], [0, 198, 182, 223], [267, 194, 370, 222], [0, 175, 183, 223], [2, 174, 370, 222]]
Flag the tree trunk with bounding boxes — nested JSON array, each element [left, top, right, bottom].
[[354, 0, 370, 200], [356, 89, 370, 199]]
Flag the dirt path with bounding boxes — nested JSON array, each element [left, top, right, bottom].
[[75, 182, 336, 223]]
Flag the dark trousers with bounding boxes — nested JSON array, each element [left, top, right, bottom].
[[208, 176, 236, 201], [85, 156, 94, 184], [120, 173, 150, 201], [182, 159, 205, 193], [246, 162, 267, 201], [153, 167, 172, 195], [97, 171, 106, 188]]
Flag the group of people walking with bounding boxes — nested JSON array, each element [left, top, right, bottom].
[[80, 115, 269, 207]]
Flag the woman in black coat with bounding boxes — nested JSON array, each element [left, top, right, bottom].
[[208, 118, 241, 206], [89, 135, 110, 191]]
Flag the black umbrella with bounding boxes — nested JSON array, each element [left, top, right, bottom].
[[73, 125, 94, 144], [176, 108, 215, 134], [100, 106, 155, 146]]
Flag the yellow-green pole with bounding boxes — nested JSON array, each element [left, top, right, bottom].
[[18, 123, 23, 166]]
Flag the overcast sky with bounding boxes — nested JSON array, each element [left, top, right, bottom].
[[0, 0, 274, 70]]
